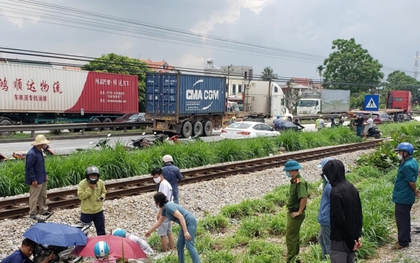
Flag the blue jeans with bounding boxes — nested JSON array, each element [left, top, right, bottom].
[[81, 210, 105, 235], [356, 126, 362, 137], [173, 195, 179, 204], [318, 224, 331, 259], [177, 217, 201, 263]]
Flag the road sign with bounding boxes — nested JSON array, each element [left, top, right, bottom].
[[364, 95, 379, 111]]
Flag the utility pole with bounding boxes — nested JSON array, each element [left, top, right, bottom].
[[415, 51, 420, 79], [225, 64, 233, 96]]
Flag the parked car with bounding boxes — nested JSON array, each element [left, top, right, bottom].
[[361, 111, 393, 125], [114, 113, 146, 123], [220, 121, 280, 139]]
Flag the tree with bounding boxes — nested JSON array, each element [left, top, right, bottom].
[[82, 53, 150, 110], [261, 66, 278, 81], [316, 65, 325, 85], [322, 38, 384, 93]]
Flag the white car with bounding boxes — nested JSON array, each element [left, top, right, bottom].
[[220, 121, 280, 139]]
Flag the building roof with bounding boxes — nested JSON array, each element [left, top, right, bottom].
[[139, 59, 175, 73], [290, 77, 313, 86]]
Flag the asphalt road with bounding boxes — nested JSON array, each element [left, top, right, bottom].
[[0, 132, 225, 158], [1, 117, 418, 159]]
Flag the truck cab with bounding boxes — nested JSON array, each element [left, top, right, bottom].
[[296, 99, 321, 115]]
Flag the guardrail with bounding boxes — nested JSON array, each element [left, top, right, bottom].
[[0, 122, 152, 137]]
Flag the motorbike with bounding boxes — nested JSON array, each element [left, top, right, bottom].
[[76, 134, 112, 152], [32, 214, 92, 263], [131, 132, 167, 149], [367, 126, 381, 139]]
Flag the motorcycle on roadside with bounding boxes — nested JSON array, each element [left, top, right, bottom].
[[130, 132, 167, 149], [76, 134, 112, 152], [30, 214, 92, 263]]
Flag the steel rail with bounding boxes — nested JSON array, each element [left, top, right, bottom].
[[0, 140, 381, 220]]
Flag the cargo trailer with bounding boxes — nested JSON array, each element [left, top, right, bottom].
[[145, 73, 229, 137], [0, 63, 138, 126]]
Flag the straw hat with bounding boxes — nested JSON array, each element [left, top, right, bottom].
[[31, 135, 51, 146]]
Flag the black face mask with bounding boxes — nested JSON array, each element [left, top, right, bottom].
[[87, 177, 98, 184]]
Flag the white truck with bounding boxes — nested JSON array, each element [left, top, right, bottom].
[[297, 89, 350, 116], [242, 80, 292, 119]]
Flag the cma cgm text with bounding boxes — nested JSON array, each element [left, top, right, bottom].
[[186, 90, 220, 100]]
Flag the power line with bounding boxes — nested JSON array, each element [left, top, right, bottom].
[[2, 47, 418, 89]]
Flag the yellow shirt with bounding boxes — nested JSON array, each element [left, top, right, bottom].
[[77, 179, 107, 214]]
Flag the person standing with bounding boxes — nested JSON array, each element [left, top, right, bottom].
[[363, 113, 374, 139], [317, 157, 333, 260], [283, 160, 308, 263], [162, 155, 183, 204], [322, 159, 363, 263], [77, 166, 107, 235], [25, 134, 52, 219], [273, 115, 286, 131], [151, 167, 175, 252], [315, 115, 325, 131], [392, 142, 419, 249], [145, 192, 201, 263], [355, 112, 364, 137]]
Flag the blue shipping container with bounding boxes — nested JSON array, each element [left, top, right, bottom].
[[146, 73, 226, 115]]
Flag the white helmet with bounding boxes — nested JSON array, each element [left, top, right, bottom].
[[162, 154, 173, 163]]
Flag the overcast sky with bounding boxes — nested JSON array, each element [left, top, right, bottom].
[[1, 0, 419, 81]]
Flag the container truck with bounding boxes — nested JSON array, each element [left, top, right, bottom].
[[0, 63, 138, 128], [145, 73, 229, 137], [385, 90, 412, 121], [243, 80, 292, 119], [386, 90, 412, 113], [296, 89, 350, 116]]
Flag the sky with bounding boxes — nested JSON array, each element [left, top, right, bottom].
[[0, 0, 420, 81]]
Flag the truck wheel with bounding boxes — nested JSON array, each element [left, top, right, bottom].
[[203, 120, 213, 136], [193, 121, 203, 136], [181, 121, 193, 138], [91, 118, 101, 131], [102, 118, 112, 131], [0, 118, 12, 136]]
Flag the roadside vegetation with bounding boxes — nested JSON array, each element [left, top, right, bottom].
[[147, 123, 420, 262], [146, 165, 395, 263], [0, 127, 361, 197]]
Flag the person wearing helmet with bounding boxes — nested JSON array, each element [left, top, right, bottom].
[[145, 192, 201, 263], [77, 166, 107, 235], [229, 116, 236, 124], [25, 134, 52, 220], [317, 158, 333, 260], [92, 241, 116, 263], [283, 160, 308, 263], [392, 142, 419, 249], [273, 115, 286, 131], [112, 228, 155, 255], [162, 155, 183, 204], [322, 159, 362, 262]]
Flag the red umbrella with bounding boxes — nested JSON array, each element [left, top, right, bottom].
[[72, 235, 147, 259]]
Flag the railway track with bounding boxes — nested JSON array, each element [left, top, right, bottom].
[[0, 140, 381, 220]]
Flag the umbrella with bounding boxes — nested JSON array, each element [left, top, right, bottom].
[[23, 222, 88, 247], [72, 235, 147, 259]]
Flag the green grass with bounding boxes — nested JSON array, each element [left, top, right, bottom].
[[148, 164, 401, 263], [0, 127, 362, 197]]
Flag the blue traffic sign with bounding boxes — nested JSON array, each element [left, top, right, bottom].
[[364, 95, 379, 111]]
